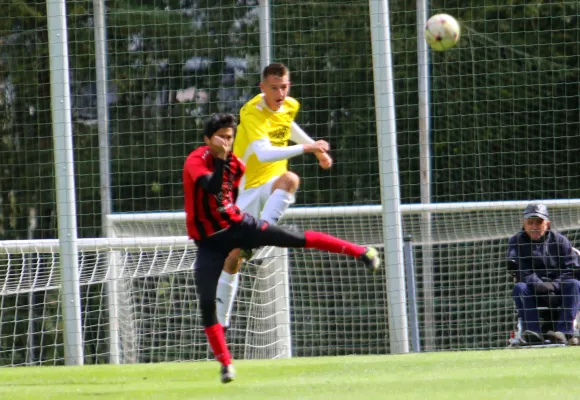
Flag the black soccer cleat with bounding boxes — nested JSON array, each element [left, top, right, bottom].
[[359, 247, 381, 274], [522, 330, 544, 345], [548, 331, 567, 345], [221, 364, 236, 384]]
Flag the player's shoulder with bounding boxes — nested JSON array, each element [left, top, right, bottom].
[[240, 94, 266, 115], [186, 146, 210, 163], [231, 153, 244, 164], [190, 145, 209, 157], [284, 96, 300, 111], [231, 153, 245, 169]]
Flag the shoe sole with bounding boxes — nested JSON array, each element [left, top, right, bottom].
[[522, 334, 544, 345], [362, 247, 381, 274]]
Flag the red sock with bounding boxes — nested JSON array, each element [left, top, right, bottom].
[[304, 231, 366, 258], [204, 323, 232, 366]]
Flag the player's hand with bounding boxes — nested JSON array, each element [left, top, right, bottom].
[[303, 140, 330, 154], [316, 152, 333, 170], [210, 135, 231, 160]]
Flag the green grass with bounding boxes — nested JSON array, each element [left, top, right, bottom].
[[2, 348, 579, 400]]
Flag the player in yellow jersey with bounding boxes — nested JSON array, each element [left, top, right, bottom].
[[216, 63, 332, 330]]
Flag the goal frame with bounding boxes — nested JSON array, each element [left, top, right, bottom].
[[2, 199, 580, 364], [102, 198, 580, 362]]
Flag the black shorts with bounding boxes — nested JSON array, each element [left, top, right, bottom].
[[194, 213, 305, 272]]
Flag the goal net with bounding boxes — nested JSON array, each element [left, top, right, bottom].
[[3, 200, 580, 365], [2, 0, 580, 367]]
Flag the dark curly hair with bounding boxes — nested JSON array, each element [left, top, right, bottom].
[[203, 113, 236, 138]]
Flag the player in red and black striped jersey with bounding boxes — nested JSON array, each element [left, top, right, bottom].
[[183, 117, 245, 240], [184, 113, 381, 384]]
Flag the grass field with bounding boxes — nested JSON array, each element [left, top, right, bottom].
[[2, 348, 578, 400]]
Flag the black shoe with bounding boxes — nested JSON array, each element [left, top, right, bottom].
[[522, 330, 544, 345], [359, 247, 381, 274], [548, 331, 567, 345], [220, 364, 236, 384]]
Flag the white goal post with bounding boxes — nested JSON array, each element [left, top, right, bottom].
[[2, 199, 580, 366], [103, 198, 580, 361]]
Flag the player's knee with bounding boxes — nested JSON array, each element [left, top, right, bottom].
[[274, 171, 300, 193], [561, 279, 580, 295]]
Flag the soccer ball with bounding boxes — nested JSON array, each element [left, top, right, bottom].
[[425, 14, 460, 52]]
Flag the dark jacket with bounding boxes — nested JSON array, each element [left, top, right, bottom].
[[506, 229, 580, 285]]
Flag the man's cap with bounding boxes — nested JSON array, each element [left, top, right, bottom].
[[523, 203, 549, 221]]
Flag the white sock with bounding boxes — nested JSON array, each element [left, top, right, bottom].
[[261, 189, 295, 224], [216, 270, 240, 328]]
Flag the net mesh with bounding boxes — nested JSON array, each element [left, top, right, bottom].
[[2, 0, 580, 365]]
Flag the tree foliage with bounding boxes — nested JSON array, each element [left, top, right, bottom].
[[2, 0, 579, 240]]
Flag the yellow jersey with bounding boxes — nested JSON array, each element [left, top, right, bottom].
[[234, 94, 300, 190]]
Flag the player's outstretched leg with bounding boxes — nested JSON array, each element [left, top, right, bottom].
[[302, 230, 381, 274], [358, 247, 381, 274], [248, 220, 382, 274]]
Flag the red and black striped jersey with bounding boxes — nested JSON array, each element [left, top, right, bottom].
[[183, 146, 245, 241]]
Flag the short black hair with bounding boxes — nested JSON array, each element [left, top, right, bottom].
[[262, 63, 289, 81], [203, 113, 236, 138]]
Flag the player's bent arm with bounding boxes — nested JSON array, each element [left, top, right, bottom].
[[251, 139, 305, 163], [290, 122, 315, 145], [291, 122, 331, 162], [197, 158, 225, 194]]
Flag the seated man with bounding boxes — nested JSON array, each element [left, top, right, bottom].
[[507, 203, 580, 345]]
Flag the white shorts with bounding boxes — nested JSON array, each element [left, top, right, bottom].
[[236, 176, 279, 218]]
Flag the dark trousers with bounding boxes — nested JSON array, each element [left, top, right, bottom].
[[512, 279, 580, 334], [194, 214, 305, 327]]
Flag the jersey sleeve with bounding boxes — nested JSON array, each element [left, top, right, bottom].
[[251, 139, 305, 162], [290, 122, 315, 145]]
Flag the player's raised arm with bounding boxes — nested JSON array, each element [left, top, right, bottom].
[[196, 118, 235, 194], [196, 158, 225, 194], [290, 121, 315, 145], [289, 122, 333, 169], [251, 137, 328, 163]]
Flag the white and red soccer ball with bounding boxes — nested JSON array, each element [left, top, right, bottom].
[[425, 14, 460, 52]]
